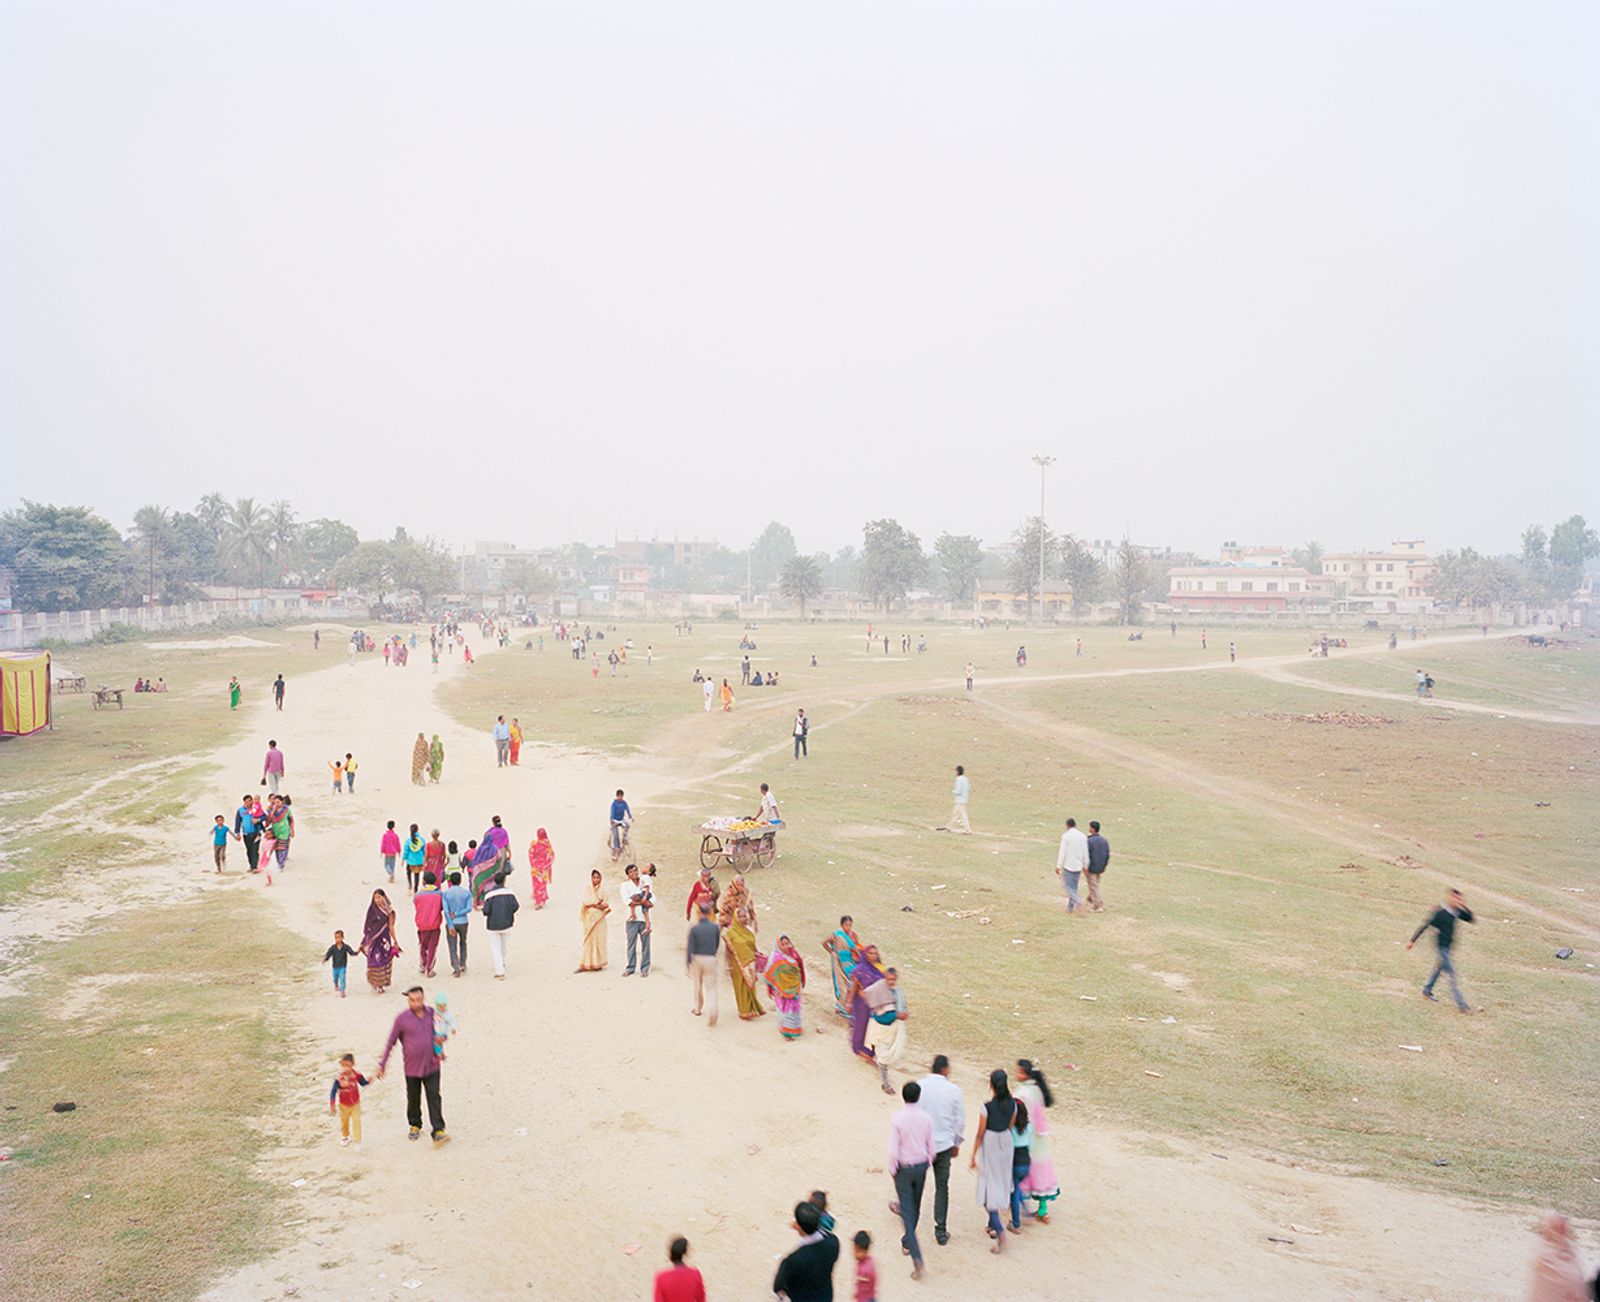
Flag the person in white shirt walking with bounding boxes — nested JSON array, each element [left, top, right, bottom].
[[702, 677, 715, 712], [915, 1055, 966, 1246], [1055, 817, 1089, 914], [620, 863, 653, 977], [941, 766, 972, 834], [886, 1081, 936, 1279]]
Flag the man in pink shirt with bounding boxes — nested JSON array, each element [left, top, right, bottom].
[[413, 873, 444, 978], [887, 1079, 936, 1280], [377, 987, 447, 1144], [261, 740, 286, 794]]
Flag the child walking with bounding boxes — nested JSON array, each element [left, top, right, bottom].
[[323, 929, 356, 997], [852, 1230, 877, 1302], [328, 1054, 369, 1146], [380, 821, 401, 884], [328, 758, 345, 794], [210, 814, 237, 873]]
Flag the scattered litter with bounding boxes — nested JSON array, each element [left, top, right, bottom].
[[1555, 949, 1574, 960], [1211, 1153, 1228, 1160], [1291, 1224, 1323, 1236], [931, 884, 947, 891], [83, 1193, 92, 1199], [283, 1288, 299, 1298], [1011, 939, 1026, 945], [1399, 1045, 1423, 1053], [513, 1127, 528, 1136], [403, 1281, 422, 1290], [1143, 1070, 1163, 1078], [282, 1219, 307, 1228], [52, 1102, 76, 1113], [979, 917, 991, 926], [1262, 710, 1390, 728], [1432, 1158, 1450, 1167], [1535, 802, 1551, 808], [1079, 995, 1098, 1002], [1267, 1235, 1295, 1244], [1161, 1017, 1177, 1024], [621, 1243, 642, 1256], [746, 1145, 761, 1156], [901, 906, 915, 913]]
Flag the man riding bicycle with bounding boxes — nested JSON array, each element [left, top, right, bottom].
[[608, 789, 633, 859]]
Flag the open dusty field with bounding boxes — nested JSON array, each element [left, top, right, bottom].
[[1, 620, 1596, 1301]]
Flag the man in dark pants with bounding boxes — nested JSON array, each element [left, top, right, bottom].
[[1407, 889, 1475, 1012], [887, 1080, 935, 1280], [793, 708, 808, 759], [377, 986, 449, 1145], [914, 1054, 965, 1245], [1085, 820, 1111, 912], [234, 793, 261, 872], [741, 655, 751, 685]]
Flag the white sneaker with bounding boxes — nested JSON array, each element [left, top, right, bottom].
[[340, 1137, 350, 1146]]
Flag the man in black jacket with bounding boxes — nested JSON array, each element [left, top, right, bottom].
[[1407, 889, 1475, 1012], [774, 1200, 838, 1301], [482, 872, 520, 980]]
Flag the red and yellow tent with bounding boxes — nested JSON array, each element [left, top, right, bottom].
[[1, 651, 51, 737]]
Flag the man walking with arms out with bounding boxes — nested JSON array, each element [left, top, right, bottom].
[[916, 1054, 965, 1247], [887, 1080, 936, 1281], [686, 900, 720, 1025], [1085, 819, 1110, 912], [1055, 817, 1088, 915], [376, 986, 448, 1146], [1407, 888, 1476, 1012]]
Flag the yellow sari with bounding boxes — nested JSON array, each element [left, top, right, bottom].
[[726, 913, 765, 1019], [579, 880, 609, 970]]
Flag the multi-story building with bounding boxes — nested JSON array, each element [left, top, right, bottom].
[[1165, 564, 1317, 613], [612, 537, 722, 570], [1319, 540, 1432, 612]]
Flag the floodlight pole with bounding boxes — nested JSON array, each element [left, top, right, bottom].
[[1031, 455, 1056, 622]]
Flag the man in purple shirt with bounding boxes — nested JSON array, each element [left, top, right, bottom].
[[376, 987, 448, 1145], [887, 1079, 936, 1280], [261, 740, 286, 795]]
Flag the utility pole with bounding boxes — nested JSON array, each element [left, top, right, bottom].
[[1031, 454, 1056, 622]]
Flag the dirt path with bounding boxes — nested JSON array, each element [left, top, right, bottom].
[[147, 634, 1578, 1300]]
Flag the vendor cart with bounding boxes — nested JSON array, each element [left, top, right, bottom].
[[697, 818, 783, 870]]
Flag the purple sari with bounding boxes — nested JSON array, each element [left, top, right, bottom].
[[850, 957, 886, 1057], [470, 825, 511, 904]]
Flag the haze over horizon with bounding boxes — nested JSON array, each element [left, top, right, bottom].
[[3, 1, 1597, 559]]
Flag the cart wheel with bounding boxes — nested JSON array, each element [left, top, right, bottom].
[[731, 839, 754, 871], [699, 835, 722, 870], [755, 834, 777, 869]]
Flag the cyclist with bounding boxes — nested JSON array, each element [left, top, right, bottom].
[[608, 789, 633, 860]]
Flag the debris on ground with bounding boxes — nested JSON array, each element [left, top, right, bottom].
[[1399, 1045, 1423, 1052], [1555, 948, 1574, 960], [1144, 1070, 1163, 1078], [1261, 710, 1392, 728], [1432, 1158, 1450, 1167], [1267, 1235, 1295, 1244], [1387, 855, 1426, 870], [51, 1102, 76, 1113]]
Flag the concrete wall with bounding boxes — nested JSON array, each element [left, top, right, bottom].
[[0, 595, 365, 651]]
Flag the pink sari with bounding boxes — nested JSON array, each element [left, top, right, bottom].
[[528, 829, 554, 908]]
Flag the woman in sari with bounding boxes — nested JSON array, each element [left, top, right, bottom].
[[822, 915, 861, 1016], [717, 873, 751, 929], [724, 899, 766, 1020], [577, 869, 610, 971], [508, 718, 523, 766], [228, 676, 241, 709], [762, 934, 806, 1039], [845, 943, 888, 1063], [428, 734, 444, 783], [411, 732, 430, 785], [862, 966, 908, 1093], [358, 889, 400, 993], [528, 828, 554, 909], [469, 818, 510, 905], [1014, 1059, 1061, 1222], [719, 679, 734, 712]]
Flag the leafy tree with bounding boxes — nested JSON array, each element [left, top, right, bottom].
[[0, 501, 126, 611], [300, 519, 360, 583], [223, 497, 272, 587], [501, 558, 558, 602], [1059, 535, 1107, 615], [779, 553, 825, 617], [859, 519, 926, 611], [822, 546, 858, 591], [195, 492, 229, 536], [749, 522, 798, 588], [333, 540, 396, 594], [266, 501, 299, 580], [1290, 540, 1325, 574], [1113, 537, 1150, 624], [390, 538, 458, 609], [169, 511, 221, 587], [1548, 514, 1600, 591], [933, 533, 985, 603], [1432, 548, 1518, 609], [1008, 517, 1056, 616]]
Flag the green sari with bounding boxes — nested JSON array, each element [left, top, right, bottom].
[[726, 918, 765, 1018], [428, 735, 444, 782]]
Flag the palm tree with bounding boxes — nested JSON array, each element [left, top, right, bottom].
[[267, 500, 298, 581], [779, 554, 825, 618], [131, 504, 172, 603], [196, 492, 228, 535], [223, 497, 271, 589]]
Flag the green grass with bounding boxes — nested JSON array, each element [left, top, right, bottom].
[[442, 620, 1600, 1215]]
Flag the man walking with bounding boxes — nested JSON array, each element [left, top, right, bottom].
[[964, 661, 974, 693], [1085, 819, 1110, 912], [915, 1055, 965, 1246], [620, 863, 652, 977], [1055, 816, 1088, 914], [702, 677, 714, 712], [686, 900, 721, 1025], [1229, 640, 1237, 663], [234, 793, 261, 872], [1407, 888, 1475, 1012], [442, 870, 472, 976], [941, 765, 972, 834], [272, 673, 286, 710], [261, 740, 285, 795], [793, 708, 809, 759], [887, 1080, 936, 1280], [376, 986, 448, 1145], [481, 871, 520, 979], [741, 654, 751, 686], [492, 715, 511, 767]]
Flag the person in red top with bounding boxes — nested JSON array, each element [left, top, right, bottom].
[[423, 829, 448, 883], [328, 1053, 369, 1146], [652, 1236, 705, 1302], [685, 866, 719, 920], [413, 874, 445, 978]]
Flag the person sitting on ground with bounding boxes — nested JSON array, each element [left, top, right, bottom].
[[751, 670, 764, 687], [134, 677, 146, 692]]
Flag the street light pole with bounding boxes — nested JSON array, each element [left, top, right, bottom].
[[1031, 454, 1056, 623]]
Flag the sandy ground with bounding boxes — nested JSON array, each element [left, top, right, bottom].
[[107, 636, 1557, 1302]]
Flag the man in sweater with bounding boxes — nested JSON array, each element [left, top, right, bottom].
[[1085, 820, 1111, 912], [686, 900, 721, 1025], [376, 986, 447, 1145], [773, 1201, 839, 1301], [1407, 888, 1476, 1012], [1055, 816, 1089, 914], [481, 871, 520, 979]]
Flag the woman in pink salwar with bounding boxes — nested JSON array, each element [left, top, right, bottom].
[[528, 828, 555, 909]]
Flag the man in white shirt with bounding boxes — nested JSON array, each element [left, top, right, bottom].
[[702, 677, 715, 712], [915, 1055, 966, 1246], [942, 765, 971, 834], [793, 708, 809, 759], [619, 864, 652, 977], [1055, 816, 1089, 914], [754, 783, 781, 823]]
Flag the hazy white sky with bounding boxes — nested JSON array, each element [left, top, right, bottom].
[[2, 1, 1596, 558]]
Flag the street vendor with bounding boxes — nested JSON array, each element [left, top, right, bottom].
[[752, 782, 781, 824]]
